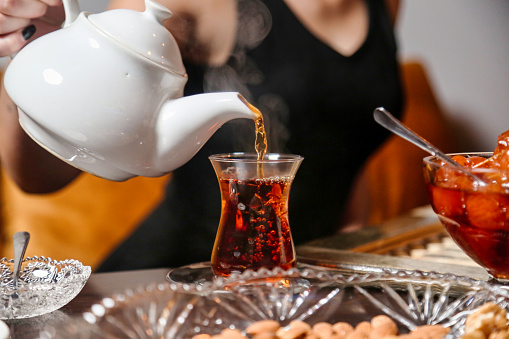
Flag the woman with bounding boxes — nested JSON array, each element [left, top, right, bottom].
[[0, 0, 403, 271]]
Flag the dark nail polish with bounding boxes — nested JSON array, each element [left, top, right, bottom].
[[22, 25, 36, 41]]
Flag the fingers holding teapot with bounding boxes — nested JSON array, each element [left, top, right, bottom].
[[0, 0, 64, 56], [31, 5, 66, 38]]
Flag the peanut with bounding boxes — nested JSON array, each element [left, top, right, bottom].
[[247, 320, 281, 336], [355, 322, 372, 334], [276, 321, 312, 339], [252, 333, 279, 339], [370, 315, 398, 339], [410, 325, 450, 339], [345, 330, 369, 339], [312, 322, 334, 339], [332, 322, 354, 338]]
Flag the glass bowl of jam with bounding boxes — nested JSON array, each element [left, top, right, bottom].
[[424, 148, 509, 284]]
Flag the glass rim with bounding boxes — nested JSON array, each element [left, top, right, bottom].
[[209, 152, 304, 163], [423, 152, 509, 173], [423, 152, 493, 162]]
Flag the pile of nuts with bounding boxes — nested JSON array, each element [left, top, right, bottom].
[[461, 302, 509, 339], [192, 315, 450, 339], [194, 301, 509, 339]]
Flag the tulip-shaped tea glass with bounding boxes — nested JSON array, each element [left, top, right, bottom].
[[423, 152, 509, 283], [209, 153, 303, 276]]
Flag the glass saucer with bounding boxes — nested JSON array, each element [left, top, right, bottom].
[[166, 262, 324, 285], [166, 262, 214, 285]]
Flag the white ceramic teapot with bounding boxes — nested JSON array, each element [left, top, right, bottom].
[[3, 0, 258, 181]]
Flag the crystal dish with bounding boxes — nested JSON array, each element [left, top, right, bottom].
[[0, 256, 91, 319], [41, 266, 509, 338]]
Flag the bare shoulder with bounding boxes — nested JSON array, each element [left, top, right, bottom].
[[108, 0, 236, 66]]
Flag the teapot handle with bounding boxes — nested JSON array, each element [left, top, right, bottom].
[[62, 0, 81, 27]]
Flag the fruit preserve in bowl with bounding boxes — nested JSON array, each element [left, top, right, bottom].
[[424, 150, 509, 283]]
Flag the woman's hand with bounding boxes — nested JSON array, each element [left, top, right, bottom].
[[0, 0, 65, 56]]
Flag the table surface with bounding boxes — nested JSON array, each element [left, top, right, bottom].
[[5, 268, 170, 339]]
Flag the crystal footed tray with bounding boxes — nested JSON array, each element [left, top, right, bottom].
[[41, 266, 509, 338], [0, 256, 91, 319]]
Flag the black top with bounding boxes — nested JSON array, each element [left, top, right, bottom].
[[97, 0, 403, 271]]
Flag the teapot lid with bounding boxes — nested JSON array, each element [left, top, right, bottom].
[[88, 0, 185, 75]]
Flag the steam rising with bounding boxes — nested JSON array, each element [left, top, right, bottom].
[[203, 0, 290, 153]]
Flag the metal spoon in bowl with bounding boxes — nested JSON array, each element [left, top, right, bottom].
[[12, 231, 30, 298], [373, 107, 487, 187]]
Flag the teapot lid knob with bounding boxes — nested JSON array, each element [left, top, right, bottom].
[[144, 0, 173, 24], [88, 0, 185, 76]]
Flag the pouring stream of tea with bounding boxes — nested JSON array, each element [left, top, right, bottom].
[[244, 101, 267, 177], [373, 107, 487, 187]]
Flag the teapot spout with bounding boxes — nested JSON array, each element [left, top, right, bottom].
[[155, 92, 259, 173]]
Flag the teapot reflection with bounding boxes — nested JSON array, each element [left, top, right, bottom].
[[4, 0, 258, 181]]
